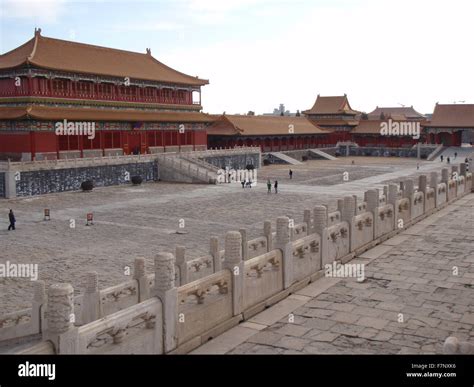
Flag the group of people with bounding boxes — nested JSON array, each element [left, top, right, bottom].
[[267, 180, 278, 193]]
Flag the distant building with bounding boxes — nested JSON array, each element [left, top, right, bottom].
[[0, 29, 211, 160], [423, 104, 474, 146], [368, 106, 425, 121], [207, 114, 331, 151], [303, 94, 360, 142]]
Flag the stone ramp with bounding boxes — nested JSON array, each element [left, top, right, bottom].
[[268, 152, 302, 165], [309, 149, 337, 160], [438, 146, 474, 161]]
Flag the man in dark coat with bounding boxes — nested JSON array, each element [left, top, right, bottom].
[[8, 209, 15, 231]]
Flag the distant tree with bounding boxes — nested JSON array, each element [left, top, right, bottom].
[[296, 110, 301, 117], [380, 112, 386, 120], [247, 111, 255, 116], [361, 112, 368, 120]]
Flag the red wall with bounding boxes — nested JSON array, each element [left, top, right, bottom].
[[0, 132, 31, 152]]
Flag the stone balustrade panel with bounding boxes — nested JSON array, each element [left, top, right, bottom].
[[324, 222, 350, 265], [0, 309, 34, 341], [77, 298, 163, 354], [177, 271, 232, 345], [411, 191, 425, 220], [291, 234, 322, 282], [457, 176, 465, 196], [100, 280, 139, 317], [327, 211, 341, 227], [291, 223, 308, 241], [186, 255, 214, 283], [436, 183, 447, 207], [424, 188, 436, 213], [243, 250, 283, 311], [351, 212, 374, 251], [374, 204, 395, 239], [447, 180, 457, 201], [247, 237, 268, 260], [395, 198, 411, 228]]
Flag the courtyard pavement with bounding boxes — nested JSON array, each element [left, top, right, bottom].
[[192, 193, 474, 354], [0, 157, 462, 313]]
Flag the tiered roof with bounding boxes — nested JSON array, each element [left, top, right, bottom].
[[368, 106, 424, 120], [208, 115, 328, 136], [303, 95, 359, 116], [0, 29, 208, 86], [424, 104, 474, 128], [0, 106, 213, 122]]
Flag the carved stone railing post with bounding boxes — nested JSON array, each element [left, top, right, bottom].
[[441, 168, 449, 185], [154, 252, 177, 353], [275, 216, 293, 288], [388, 184, 398, 206], [337, 199, 344, 214], [32, 280, 46, 334], [303, 209, 311, 235], [443, 336, 474, 354], [418, 175, 427, 193], [460, 163, 467, 176], [313, 205, 327, 237], [223, 231, 243, 316], [134, 258, 150, 302], [451, 165, 459, 176], [352, 195, 358, 215], [81, 271, 101, 324], [430, 171, 438, 189], [365, 189, 378, 214], [342, 196, 355, 223], [43, 283, 78, 354], [342, 196, 355, 251], [383, 186, 388, 199], [403, 179, 414, 199], [175, 246, 187, 286], [239, 228, 248, 261], [210, 236, 221, 272], [264, 220, 272, 252]]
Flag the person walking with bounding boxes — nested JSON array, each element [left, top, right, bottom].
[[267, 179, 271, 193], [8, 209, 15, 231], [454, 152, 458, 160], [241, 180, 245, 188], [440, 155, 444, 162], [274, 180, 278, 194], [447, 156, 451, 164], [289, 169, 293, 179]]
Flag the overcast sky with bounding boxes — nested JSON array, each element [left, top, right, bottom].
[[1, 0, 473, 115]]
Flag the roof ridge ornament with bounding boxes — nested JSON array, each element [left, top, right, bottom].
[[34, 28, 42, 37], [146, 48, 151, 55]]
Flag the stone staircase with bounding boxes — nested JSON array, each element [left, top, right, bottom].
[[309, 148, 337, 160], [268, 152, 302, 165], [157, 154, 217, 184]]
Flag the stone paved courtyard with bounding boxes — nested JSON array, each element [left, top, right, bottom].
[[0, 157, 461, 313], [193, 194, 474, 354]]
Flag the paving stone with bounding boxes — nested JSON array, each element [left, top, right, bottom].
[[356, 317, 390, 330], [274, 324, 312, 337], [273, 336, 310, 351]]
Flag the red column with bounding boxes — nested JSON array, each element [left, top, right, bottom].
[[192, 130, 195, 151], [100, 131, 104, 156], [30, 131, 36, 160]]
